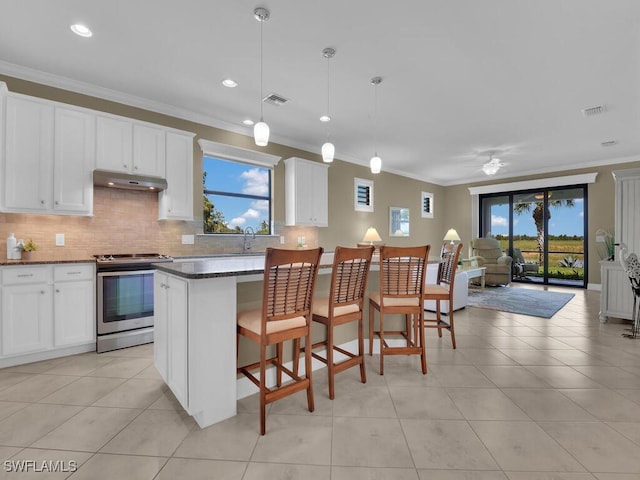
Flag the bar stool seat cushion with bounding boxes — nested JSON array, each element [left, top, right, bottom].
[[424, 284, 449, 296], [369, 291, 420, 307], [312, 297, 360, 318], [238, 309, 306, 335]]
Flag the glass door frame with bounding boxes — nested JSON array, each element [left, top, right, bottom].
[[479, 184, 588, 288]]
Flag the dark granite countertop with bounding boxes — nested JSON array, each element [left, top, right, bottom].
[[155, 253, 338, 280], [0, 258, 96, 266]]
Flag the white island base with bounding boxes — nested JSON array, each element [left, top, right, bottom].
[[154, 272, 238, 428]]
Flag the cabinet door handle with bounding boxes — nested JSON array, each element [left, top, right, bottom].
[[134, 165, 138, 170], [17, 273, 34, 278], [56, 289, 60, 293], [40, 290, 46, 294], [67, 271, 82, 275], [55, 200, 59, 205], [123, 164, 128, 169], [40, 200, 45, 205]]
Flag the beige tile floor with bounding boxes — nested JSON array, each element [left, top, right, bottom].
[[1, 285, 640, 479]]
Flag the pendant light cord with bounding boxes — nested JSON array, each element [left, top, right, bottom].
[[326, 54, 331, 140], [373, 79, 378, 155], [260, 17, 264, 121]]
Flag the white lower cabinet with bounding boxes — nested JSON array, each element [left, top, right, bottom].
[[2, 282, 53, 356], [599, 260, 634, 322], [53, 265, 95, 347], [0, 263, 96, 365], [154, 272, 189, 407]]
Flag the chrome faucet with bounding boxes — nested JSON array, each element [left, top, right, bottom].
[[243, 226, 256, 253]]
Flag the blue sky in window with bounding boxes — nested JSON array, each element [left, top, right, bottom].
[[489, 198, 584, 236], [204, 157, 269, 230]]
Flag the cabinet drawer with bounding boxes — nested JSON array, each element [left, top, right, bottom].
[[54, 264, 94, 282], [2, 266, 50, 285]]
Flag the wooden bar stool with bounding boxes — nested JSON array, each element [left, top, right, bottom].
[[309, 246, 374, 399], [423, 242, 463, 349], [237, 247, 323, 435], [368, 245, 430, 375]]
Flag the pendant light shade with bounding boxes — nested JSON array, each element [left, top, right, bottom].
[[321, 47, 336, 163], [370, 154, 382, 174], [253, 7, 270, 147], [254, 120, 270, 147], [370, 76, 383, 174], [322, 141, 335, 162]]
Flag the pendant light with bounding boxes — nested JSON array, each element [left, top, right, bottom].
[[321, 47, 336, 163], [253, 7, 270, 146], [370, 76, 383, 174]]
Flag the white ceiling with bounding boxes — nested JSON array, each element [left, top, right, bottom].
[[1, 0, 639, 185]]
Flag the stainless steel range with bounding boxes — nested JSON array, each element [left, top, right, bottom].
[[95, 253, 173, 353]]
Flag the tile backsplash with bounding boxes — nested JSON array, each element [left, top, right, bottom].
[[0, 187, 318, 261]]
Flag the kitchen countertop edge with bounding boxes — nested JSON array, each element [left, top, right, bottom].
[[154, 253, 337, 280], [0, 258, 97, 266]]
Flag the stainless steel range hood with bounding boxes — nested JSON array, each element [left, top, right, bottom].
[[93, 170, 168, 191]]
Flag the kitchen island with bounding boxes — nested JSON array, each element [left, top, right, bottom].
[[152, 253, 336, 428], [153, 252, 458, 429]]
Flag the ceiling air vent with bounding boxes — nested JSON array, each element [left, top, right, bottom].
[[263, 93, 289, 106], [601, 140, 618, 147], [581, 105, 607, 117]]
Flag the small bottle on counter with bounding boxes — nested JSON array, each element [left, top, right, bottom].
[[6, 233, 17, 260]]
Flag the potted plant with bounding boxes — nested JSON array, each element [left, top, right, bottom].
[[21, 239, 38, 260]]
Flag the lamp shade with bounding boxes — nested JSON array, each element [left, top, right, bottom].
[[362, 227, 382, 244], [443, 228, 461, 244], [370, 155, 381, 174], [321, 141, 335, 163], [253, 120, 270, 146]]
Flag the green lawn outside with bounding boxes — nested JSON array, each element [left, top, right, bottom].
[[495, 237, 585, 281]]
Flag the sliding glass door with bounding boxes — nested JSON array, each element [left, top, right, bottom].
[[479, 185, 587, 288]]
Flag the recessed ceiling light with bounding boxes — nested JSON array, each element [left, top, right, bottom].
[[222, 78, 238, 88], [70, 24, 93, 37], [243, 119, 255, 126], [319, 115, 331, 122]]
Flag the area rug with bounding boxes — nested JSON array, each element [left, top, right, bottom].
[[467, 287, 574, 318]]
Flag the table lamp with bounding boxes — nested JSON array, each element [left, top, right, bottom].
[[362, 227, 382, 245], [443, 228, 460, 245]]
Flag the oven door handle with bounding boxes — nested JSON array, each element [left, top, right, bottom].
[[97, 269, 156, 277]]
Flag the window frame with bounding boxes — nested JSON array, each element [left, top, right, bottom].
[[198, 139, 281, 235]]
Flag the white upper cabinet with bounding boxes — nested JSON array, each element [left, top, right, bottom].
[[284, 157, 329, 227], [2, 95, 94, 215], [95, 115, 133, 173], [133, 123, 166, 177], [53, 107, 95, 214], [96, 114, 166, 178], [1, 84, 194, 218], [3, 95, 54, 212], [159, 131, 194, 220]]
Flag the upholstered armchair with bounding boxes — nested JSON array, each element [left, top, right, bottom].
[[470, 238, 512, 286]]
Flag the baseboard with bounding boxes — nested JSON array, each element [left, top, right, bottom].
[[0, 343, 95, 369]]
